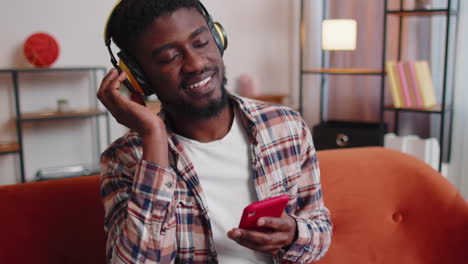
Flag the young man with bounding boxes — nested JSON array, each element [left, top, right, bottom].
[[98, 0, 332, 263]]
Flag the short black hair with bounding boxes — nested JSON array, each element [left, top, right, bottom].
[[108, 0, 202, 55]]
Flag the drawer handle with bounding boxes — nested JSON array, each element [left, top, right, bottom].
[[336, 133, 349, 147]]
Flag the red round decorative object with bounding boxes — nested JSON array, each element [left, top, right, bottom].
[[23, 33, 60, 68]]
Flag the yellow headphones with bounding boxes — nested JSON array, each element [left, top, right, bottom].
[[103, 0, 228, 96]]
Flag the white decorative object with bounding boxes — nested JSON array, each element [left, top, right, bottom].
[[384, 133, 440, 172]]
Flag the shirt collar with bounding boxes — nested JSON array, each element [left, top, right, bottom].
[[161, 92, 260, 160]]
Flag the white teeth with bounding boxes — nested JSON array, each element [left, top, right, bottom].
[[188, 76, 211, 89]]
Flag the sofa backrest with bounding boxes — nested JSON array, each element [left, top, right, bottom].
[[316, 147, 468, 264], [0, 175, 105, 264]]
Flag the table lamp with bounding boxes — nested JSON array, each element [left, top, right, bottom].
[[322, 19, 357, 51]]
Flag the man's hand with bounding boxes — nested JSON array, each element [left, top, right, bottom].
[[227, 212, 297, 255], [97, 69, 165, 137], [97, 69, 169, 166]]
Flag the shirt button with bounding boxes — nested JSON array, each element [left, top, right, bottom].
[[165, 182, 173, 189]]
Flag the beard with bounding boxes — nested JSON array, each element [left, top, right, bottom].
[[162, 76, 229, 120]]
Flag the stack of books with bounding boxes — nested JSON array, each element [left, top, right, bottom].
[[385, 60, 437, 109]]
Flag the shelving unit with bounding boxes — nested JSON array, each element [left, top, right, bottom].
[[0, 67, 110, 183], [380, 0, 459, 171], [299, 0, 386, 150], [298, 0, 458, 171]]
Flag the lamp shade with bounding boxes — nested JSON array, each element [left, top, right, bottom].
[[322, 19, 357, 51]]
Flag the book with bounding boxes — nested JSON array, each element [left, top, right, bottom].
[[414, 60, 437, 108], [396, 61, 412, 107], [385, 61, 403, 108], [402, 61, 420, 108], [406, 61, 423, 108]]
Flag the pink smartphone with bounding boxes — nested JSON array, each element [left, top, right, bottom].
[[238, 194, 290, 231]]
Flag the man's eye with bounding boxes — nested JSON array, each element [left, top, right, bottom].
[[159, 54, 179, 64], [194, 40, 209, 48]]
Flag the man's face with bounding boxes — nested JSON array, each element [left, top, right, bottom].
[[134, 7, 227, 120]]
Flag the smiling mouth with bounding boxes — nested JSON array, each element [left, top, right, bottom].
[[187, 75, 212, 90]]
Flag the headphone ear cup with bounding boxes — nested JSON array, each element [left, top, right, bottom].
[[117, 51, 154, 96], [118, 59, 143, 95], [211, 22, 228, 55]]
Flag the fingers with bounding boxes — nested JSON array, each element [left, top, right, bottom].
[[96, 69, 163, 135], [97, 69, 128, 108], [257, 215, 294, 232], [227, 228, 289, 255], [99, 68, 118, 96], [97, 69, 125, 97], [227, 213, 297, 255], [107, 70, 127, 97]]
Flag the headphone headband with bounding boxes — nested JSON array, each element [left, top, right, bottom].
[[104, 0, 123, 46], [104, 0, 221, 48]]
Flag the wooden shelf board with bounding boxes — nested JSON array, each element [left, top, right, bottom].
[[303, 68, 384, 75], [386, 9, 454, 17], [0, 142, 19, 154], [20, 109, 106, 121], [384, 104, 445, 113]]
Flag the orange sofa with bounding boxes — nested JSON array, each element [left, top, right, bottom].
[[0, 147, 467, 264]]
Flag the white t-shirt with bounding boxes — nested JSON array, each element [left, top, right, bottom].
[[174, 113, 271, 263]]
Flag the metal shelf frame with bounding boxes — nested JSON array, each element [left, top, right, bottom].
[[380, 0, 459, 171], [0, 67, 110, 183], [299, 0, 459, 172]]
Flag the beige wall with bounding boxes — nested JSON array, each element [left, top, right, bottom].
[[0, 0, 297, 184]]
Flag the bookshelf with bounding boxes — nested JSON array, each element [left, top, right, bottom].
[[298, 0, 387, 151], [0, 67, 110, 183], [298, 0, 458, 171], [380, 0, 459, 171]]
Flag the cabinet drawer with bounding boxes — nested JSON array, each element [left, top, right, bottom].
[[312, 121, 386, 150]]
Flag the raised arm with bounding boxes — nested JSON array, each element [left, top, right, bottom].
[[98, 69, 176, 263]]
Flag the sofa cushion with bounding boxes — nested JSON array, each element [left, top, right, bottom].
[[0, 175, 105, 264], [317, 147, 468, 264]]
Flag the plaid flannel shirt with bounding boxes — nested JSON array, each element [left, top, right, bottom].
[[100, 94, 332, 263]]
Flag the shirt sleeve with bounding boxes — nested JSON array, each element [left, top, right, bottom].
[[100, 135, 178, 264], [279, 118, 333, 263]]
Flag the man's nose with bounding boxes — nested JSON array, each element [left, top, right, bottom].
[[182, 49, 206, 73]]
